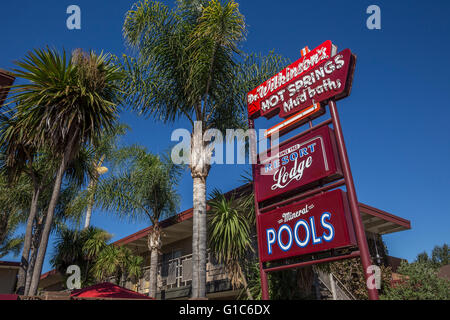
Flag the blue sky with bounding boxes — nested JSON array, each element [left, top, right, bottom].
[[1, 0, 449, 273]]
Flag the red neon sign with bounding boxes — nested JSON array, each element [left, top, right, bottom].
[[247, 40, 337, 119], [278, 49, 356, 118], [258, 189, 356, 263]]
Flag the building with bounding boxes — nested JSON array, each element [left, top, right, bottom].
[[39, 183, 411, 299], [0, 261, 20, 294], [0, 69, 15, 107]]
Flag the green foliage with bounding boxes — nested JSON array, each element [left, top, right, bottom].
[[51, 226, 143, 287], [244, 262, 315, 300], [0, 171, 31, 257], [51, 227, 110, 286], [9, 47, 124, 154], [121, 0, 287, 133], [381, 261, 450, 300], [208, 188, 253, 291], [93, 244, 143, 283], [95, 146, 180, 224], [323, 258, 392, 300], [415, 244, 449, 268], [0, 237, 24, 259], [208, 188, 252, 262]]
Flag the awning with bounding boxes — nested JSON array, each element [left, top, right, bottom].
[[359, 203, 411, 235], [71, 282, 154, 300]]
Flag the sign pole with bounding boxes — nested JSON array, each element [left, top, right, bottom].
[[248, 118, 270, 300], [328, 99, 379, 300]]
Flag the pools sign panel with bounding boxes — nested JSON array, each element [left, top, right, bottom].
[[258, 189, 357, 262], [247, 45, 356, 120], [255, 125, 342, 202]]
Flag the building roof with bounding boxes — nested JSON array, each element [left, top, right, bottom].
[[359, 203, 411, 235], [114, 184, 411, 246], [0, 69, 15, 107], [114, 207, 194, 246], [0, 261, 20, 269]]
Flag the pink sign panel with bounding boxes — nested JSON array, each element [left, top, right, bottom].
[[247, 40, 336, 119], [279, 48, 355, 118], [247, 48, 356, 120], [255, 125, 342, 203], [258, 189, 357, 263]]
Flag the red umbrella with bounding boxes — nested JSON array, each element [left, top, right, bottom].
[[0, 294, 18, 300], [71, 282, 154, 300]]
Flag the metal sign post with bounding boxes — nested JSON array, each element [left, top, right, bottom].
[[247, 41, 378, 300], [249, 101, 379, 300], [328, 99, 379, 300], [248, 118, 270, 300]]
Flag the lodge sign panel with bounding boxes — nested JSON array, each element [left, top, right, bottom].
[[258, 189, 357, 263], [255, 125, 342, 202]]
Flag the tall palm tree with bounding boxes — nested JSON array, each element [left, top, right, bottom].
[[82, 123, 130, 229], [208, 188, 254, 299], [122, 0, 286, 298], [9, 47, 123, 295], [21, 153, 94, 295], [0, 110, 50, 294], [95, 147, 180, 298]]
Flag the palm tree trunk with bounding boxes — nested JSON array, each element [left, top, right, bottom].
[[147, 225, 161, 298], [16, 186, 40, 294], [190, 124, 210, 299], [83, 155, 105, 229], [242, 277, 253, 300], [24, 217, 42, 296], [193, 175, 207, 298], [148, 248, 159, 297], [238, 264, 253, 300], [28, 144, 74, 295], [83, 178, 96, 229], [192, 193, 199, 298]]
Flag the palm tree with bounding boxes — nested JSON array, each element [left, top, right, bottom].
[[52, 226, 143, 287], [0, 172, 30, 258], [21, 153, 94, 295], [208, 188, 254, 299], [93, 245, 143, 286], [9, 47, 123, 295], [0, 110, 50, 294], [95, 147, 180, 298], [83, 123, 130, 229], [122, 0, 286, 298], [51, 227, 111, 286]]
